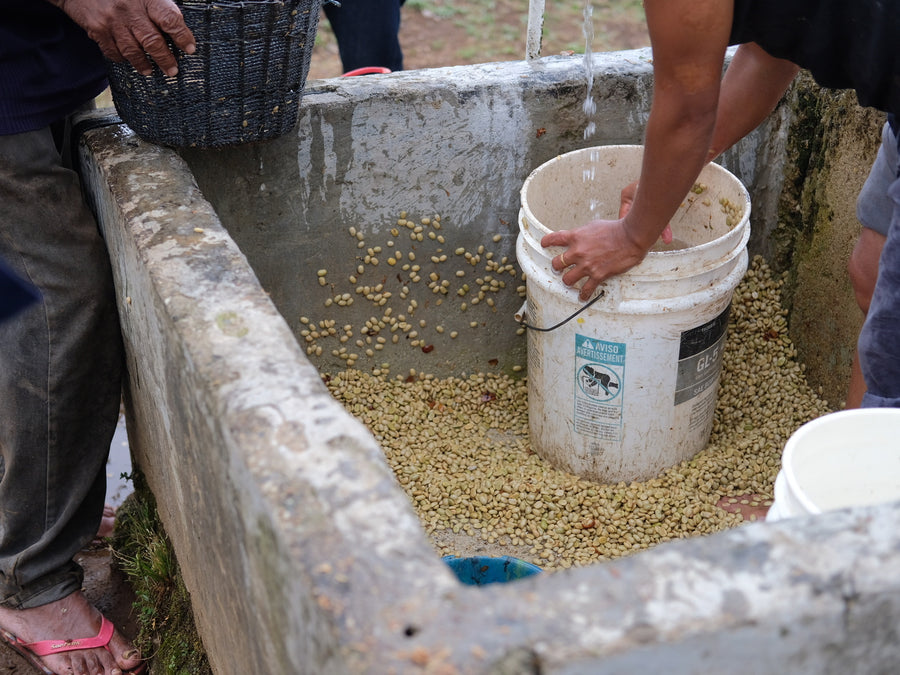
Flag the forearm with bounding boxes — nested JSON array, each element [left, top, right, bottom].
[[622, 0, 732, 250], [624, 84, 720, 250], [708, 42, 800, 161], [540, 0, 733, 301]]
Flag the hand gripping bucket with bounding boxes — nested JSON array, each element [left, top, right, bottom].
[[516, 146, 750, 483]]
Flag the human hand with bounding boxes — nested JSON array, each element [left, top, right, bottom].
[[52, 0, 196, 76], [619, 181, 672, 244], [540, 217, 648, 302]]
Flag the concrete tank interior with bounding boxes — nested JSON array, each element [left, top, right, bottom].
[[75, 51, 900, 674]]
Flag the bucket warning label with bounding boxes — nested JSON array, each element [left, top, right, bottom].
[[675, 305, 731, 407], [573, 335, 625, 441]]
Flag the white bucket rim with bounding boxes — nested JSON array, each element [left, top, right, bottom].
[[519, 145, 751, 275], [782, 408, 900, 515], [516, 210, 749, 310]]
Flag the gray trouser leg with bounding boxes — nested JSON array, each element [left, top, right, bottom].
[[859, 174, 900, 408], [0, 121, 123, 609]]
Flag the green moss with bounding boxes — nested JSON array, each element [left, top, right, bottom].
[[769, 74, 885, 404], [772, 75, 869, 314], [772, 74, 829, 306], [112, 480, 211, 675]]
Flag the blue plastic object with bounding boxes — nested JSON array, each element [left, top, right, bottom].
[[442, 555, 542, 586]]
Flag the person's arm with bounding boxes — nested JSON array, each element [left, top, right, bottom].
[[48, 0, 196, 77], [619, 42, 799, 226], [707, 42, 800, 161], [541, 0, 732, 301]]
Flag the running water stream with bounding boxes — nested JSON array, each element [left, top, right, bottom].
[[581, 2, 607, 221], [582, 1, 598, 141], [580, 1, 684, 249]]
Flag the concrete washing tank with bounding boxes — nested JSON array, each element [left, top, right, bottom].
[[76, 52, 900, 674]]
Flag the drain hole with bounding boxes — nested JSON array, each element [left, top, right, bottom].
[[403, 625, 419, 638]]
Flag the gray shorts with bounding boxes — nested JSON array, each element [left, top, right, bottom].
[[857, 121, 900, 236]]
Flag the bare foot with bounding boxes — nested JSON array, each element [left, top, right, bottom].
[[0, 591, 143, 675], [716, 493, 772, 522], [96, 504, 117, 541]]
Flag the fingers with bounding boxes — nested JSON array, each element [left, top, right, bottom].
[[542, 232, 575, 274], [558, 260, 600, 302], [660, 223, 674, 245], [88, 28, 125, 62], [555, 257, 601, 302], [147, 0, 196, 54], [126, 0, 194, 76], [542, 231, 589, 292], [539, 229, 569, 250], [115, 24, 158, 75], [133, 27, 179, 76], [543, 220, 649, 300], [553, 250, 572, 272], [578, 277, 600, 302], [60, 0, 193, 75], [95, 0, 195, 76], [619, 180, 639, 218], [551, 250, 596, 301]]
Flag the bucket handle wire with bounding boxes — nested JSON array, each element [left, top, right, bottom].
[[515, 290, 605, 332]]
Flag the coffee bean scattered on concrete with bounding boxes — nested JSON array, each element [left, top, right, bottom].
[[324, 256, 833, 570]]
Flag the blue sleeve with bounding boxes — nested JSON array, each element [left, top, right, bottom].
[[0, 257, 40, 322]]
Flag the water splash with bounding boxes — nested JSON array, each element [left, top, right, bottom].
[[584, 147, 604, 219], [582, 4, 602, 220], [582, 1, 597, 140]]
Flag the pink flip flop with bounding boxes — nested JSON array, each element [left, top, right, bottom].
[[1, 616, 145, 675]]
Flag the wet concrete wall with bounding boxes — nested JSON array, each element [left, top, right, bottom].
[[77, 51, 900, 673], [773, 75, 886, 407], [176, 52, 788, 380]]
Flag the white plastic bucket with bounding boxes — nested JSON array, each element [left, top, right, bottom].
[[516, 145, 750, 483], [767, 408, 900, 521]]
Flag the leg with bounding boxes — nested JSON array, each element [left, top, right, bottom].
[[323, 0, 404, 72], [848, 121, 895, 408], [0, 123, 139, 674], [859, 176, 900, 408], [846, 228, 886, 408]]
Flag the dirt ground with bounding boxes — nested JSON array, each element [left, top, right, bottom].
[[308, 1, 649, 79]]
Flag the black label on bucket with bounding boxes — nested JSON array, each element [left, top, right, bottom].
[[674, 305, 731, 406]]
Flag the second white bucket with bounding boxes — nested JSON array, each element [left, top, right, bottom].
[[767, 408, 900, 521], [517, 145, 751, 483]]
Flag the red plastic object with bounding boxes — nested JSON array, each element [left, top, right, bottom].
[[341, 66, 392, 77]]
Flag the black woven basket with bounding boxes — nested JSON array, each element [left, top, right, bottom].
[[107, 0, 320, 148]]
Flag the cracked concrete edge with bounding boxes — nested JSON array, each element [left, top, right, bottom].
[[77, 119, 461, 673]]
